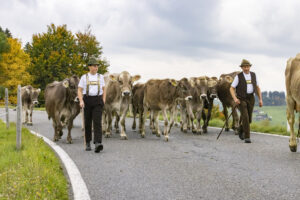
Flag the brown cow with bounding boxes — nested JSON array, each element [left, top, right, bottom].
[[45, 75, 80, 143], [217, 71, 240, 133], [141, 78, 193, 141], [131, 83, 145, 133], [185, 76, 208, 134], [285, 54, 300, 152], [103, 71, 141, 139], [21, 85, 41, 125]]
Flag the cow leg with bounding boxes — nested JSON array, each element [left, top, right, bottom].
[[132, 107, 137, 131], [67, 120, 73, 144], [196, 107, 203, 135], [181, 107, 188, 133], [138, 107, 143, 134], [105, 111, 112, 138], [202, 109, 207, 133], [141, 105, 148, 138], [223, 105, 229, 132], [162, 109, 169, 141], [150, 110, 155, 130], [114, 113, 120, 133], [287, 97, 297, 152], [232, 107, 239, 135], [120, 107, 128, 140], [53, 121, 60, 142], [27, 105, 33, 126], [168, 107, 176, 134], [153, 111, 161, 137]]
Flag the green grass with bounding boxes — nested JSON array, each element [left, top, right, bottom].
[[253, 106, 287, 126], [0, 121, 69, 200]]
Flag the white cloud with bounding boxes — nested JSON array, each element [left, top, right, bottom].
[[0, 0, 298, 92]]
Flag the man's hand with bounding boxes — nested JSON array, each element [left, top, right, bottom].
[[259, 99, 263, 107], [80, 100, 84, 108], [234, 98, 240, 105]]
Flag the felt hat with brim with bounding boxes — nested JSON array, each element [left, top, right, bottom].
[[88, 57, 100, 66], [240, 59, 252, 67]]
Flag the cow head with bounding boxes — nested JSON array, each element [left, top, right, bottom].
[[194, 76, 208, 101], [63, 75, 80, 102], [207, 77, 219, 99], [109, 71, 141, 97], [176, 78, 193, 101], [32, 88, 41, 105]]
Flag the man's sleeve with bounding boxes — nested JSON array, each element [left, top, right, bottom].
[[231, 75, 239, 88]]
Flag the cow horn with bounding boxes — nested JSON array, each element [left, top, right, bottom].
[[63, 80, 69, 88]]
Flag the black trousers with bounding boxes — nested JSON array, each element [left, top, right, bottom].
[[83, 95, 104, 144], [238, 94, 255, 139]]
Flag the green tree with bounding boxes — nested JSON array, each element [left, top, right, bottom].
[[0, 32, 10, 61], [26, 23, 109, 99], [26, 24, 82, 94], [75, 25, 109, 74], [0, 38, 32, 104]]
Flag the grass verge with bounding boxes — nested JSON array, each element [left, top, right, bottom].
[[0, 121, 69, 200]]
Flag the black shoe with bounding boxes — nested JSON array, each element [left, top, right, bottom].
[[95, 143, 103, 153], [238, 126, 244, 140], [85, 143, 91, 151], [244, 138, 251, 143]]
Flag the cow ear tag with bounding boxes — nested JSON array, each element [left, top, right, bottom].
[[63, 80, 69, 88], [170, 79, 177, 86], [225, 76, 233, 83], [109, 74, 117, 81]]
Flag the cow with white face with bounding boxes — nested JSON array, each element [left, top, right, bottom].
[[103, 71, 141, 139], [21, 85, 41, 125]]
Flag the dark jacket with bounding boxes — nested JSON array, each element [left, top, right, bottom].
[[236, 72, 257, 99]]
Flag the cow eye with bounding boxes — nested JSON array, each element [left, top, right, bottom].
[[119, 80, 123, 84]]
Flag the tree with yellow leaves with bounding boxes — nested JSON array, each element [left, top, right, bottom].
[[0, 38, 32, 104]]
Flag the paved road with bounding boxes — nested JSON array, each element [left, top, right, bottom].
[[2, 109, 300, 200]]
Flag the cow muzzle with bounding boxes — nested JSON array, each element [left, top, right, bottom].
[[200, 94, 207, 99], [210, 94, 217, 99], [33, 101, 39, 105], [185, 96, 193, 101], [122, 91, 131, 97]]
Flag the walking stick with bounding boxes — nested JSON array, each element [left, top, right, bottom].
[[216, 104, 238, 140]]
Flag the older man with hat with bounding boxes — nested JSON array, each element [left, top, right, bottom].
[[78, 57, 106, 152], [229, 59, 263, 143]]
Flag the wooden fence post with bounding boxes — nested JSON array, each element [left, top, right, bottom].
[[16, 85, 22, 150], [5, 88, 9, 129]]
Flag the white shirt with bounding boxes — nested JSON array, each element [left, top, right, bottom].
[[78, 73, 105, 96], [231, 72, 259, 94]]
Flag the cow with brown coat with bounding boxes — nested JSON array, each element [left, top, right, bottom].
[[185, 76, 208, 134], [45, 75, 80, 143], [21, 85, 41, 125], [217, 71, 240, 134], [285, 54, 300, 152], [131, 83, 145, 133], [141, 78, 193, 141], [103, 71, 141, 139]]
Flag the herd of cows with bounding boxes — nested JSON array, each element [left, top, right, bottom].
[[20, 71, 241, 143], [18, 54, 300, 152]]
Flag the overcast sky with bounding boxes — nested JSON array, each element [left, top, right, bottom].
[[1, 0, 300, 91]]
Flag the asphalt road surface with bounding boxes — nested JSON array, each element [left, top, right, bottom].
[[2, 109, 300, 200]]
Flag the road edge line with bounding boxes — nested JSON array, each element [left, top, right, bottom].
[[30, 130, 91, 200]]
